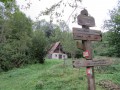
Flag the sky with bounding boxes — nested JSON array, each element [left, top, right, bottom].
[[16, 0, 118, 31]]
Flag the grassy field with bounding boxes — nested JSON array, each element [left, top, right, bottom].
[[0, 57, 120, 90]]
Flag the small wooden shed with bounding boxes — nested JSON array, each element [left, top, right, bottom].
[[47, 41, 67, 59]]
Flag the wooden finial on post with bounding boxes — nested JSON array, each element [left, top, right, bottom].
[[77, 9, 95, 27]]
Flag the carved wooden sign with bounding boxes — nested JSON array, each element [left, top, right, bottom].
[[73, 60, 112, 68], [73, 27, 102, 41], [72, 9, 106, 90], [77, 15, 95, 27]]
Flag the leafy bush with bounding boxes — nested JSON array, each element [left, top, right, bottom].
[[30, 30, 48, 64]]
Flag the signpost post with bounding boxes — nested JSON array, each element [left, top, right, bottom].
[[72, 9, 112, 90]]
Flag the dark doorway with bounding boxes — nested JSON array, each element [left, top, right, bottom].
[[59, 54, 62, 59]]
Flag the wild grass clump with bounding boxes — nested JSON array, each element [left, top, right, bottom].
[[35, 80, 44, 89]]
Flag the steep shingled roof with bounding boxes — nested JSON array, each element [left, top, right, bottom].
[[48, 41, 60, 54]]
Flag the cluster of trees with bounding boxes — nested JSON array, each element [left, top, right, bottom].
[[0, 1, 33, 71], [93, 1, 120, 57], [1, 0, 120, 72], [0, 1, 80, 72], [34, 20, 81, 58]]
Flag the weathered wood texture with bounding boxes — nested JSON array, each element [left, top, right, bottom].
[[73, 28, 102, 41], [73, 9, 103, 90], [82, 40, 95, 90], [73, 60, 112, 68], [77, 15, 95, 27]]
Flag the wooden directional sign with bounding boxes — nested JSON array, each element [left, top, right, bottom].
[[73, 27, 102, 41], [77, 15, 95, 27], [73, 60, 112, 68]]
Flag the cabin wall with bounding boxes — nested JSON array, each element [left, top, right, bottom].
[[52, 53, 59, 59], [48, 53, 68, 59]]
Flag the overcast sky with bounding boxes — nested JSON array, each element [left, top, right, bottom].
[[16, 0, 118, 31]]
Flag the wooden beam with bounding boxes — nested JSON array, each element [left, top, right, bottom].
[[73, 60, 112, 68], [73, 28, 102, 41]]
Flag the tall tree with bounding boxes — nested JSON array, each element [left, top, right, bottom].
[[0, 7, 33, 71], [34, 19, 54, 38], [104, 1, 120, 57], [31, 30, 47, 64], [59, 21, 70, 32], [61, 31, 78, 58]]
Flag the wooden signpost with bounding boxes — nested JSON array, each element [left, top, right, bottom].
[[72, 9, 112, 90], [73, 60, 112, 68]]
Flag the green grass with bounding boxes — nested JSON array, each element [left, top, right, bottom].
[[0, 57, 120, 90]]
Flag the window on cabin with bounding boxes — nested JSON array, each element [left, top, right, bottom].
[[55, 54, 57, 57], [59, 54, 62, 59]]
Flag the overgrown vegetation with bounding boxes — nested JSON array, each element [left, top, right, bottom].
[[0, 1, 50, 71], [0, 3, 120, 90], [0, 57, 120, 90], [93, 1, 120, 57], [0, 0, 120, 72], [0, 1, 81, 72], [0, 59, 104, 90]]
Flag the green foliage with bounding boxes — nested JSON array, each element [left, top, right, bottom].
[[93, 33, 109, 56], [0, 1, 52, 71], [106, 31, 120, 57], [0, 59, 105, 90], [75, 49, 83, 58], [0, 0, 14, 3], [49, 27, 62, 42], [34, 20, 54, 38], [35, 20, 81, 59], [36, 80, 44, 89], [30, 30, 47, 64], [103, 1, 120, 57], [0, 6, 33, 71], [93, 1, 120, 57], [61, 31, 78, 58], [0, 0, 83, 72], [2, 57, 120, 90]]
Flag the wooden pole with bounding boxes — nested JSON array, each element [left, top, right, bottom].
[[74, 9, 99, 90], [82, 26, 96, 90]]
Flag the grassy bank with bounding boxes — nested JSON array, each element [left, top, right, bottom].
[[0, 57, 120, 90]]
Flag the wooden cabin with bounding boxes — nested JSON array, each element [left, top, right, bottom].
[[47, 41, 67, 59]]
